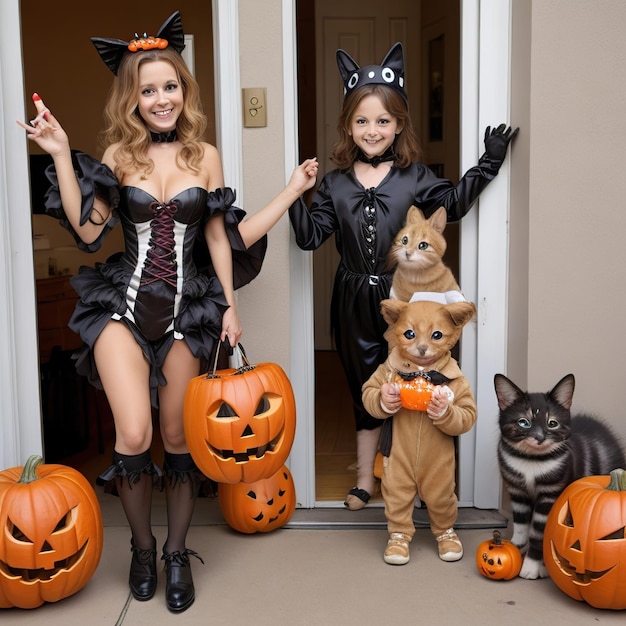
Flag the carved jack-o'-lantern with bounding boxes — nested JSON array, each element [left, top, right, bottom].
[[218, 465, 296, 533], [476, 530, 522, 580], [184, 358, 296, 484], [0, 455, 103, 609], [543, 468, 626, 610]]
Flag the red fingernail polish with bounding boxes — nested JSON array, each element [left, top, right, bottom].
[[43, 111, 50, 120], [32, 93, 41, 101]]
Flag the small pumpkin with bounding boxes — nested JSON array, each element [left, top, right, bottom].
[[543, 468, 626, 610], [184, 358, 296, 484], [476, 529, 523, 580], [0, 455, 103, 609], [218, 465, 296, 533], [399, 377, 434, 411]]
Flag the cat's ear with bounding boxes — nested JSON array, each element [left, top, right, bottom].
[[380, 298, 406, 325], [428, 206, 448, 234], [405, 205, 425, 225], [549, 374, 575, 409], [494, 374, 524, 410]]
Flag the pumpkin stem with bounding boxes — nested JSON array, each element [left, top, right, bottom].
[[606, 468, 626, 491], [18, 455, 43, 484], [492, 529, 503, 545]]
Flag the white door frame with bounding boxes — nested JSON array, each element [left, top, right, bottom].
[[0, 0, 45, 470], [458, 0, 512, 509]]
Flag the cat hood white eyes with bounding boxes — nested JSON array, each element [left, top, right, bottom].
[[336, 42, 407, 103]]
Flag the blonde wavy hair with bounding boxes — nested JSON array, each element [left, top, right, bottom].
[[101, 47, 206, 178], [331, 84, 422, 170]]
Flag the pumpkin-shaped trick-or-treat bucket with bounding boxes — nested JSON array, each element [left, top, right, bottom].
[[0, 455, 103, 609], [184, 343, 297, 484]]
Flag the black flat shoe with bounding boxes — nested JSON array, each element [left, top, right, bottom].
[[162, 549, 204, 613], [129, 536, 157, 601], [344, 486, 371, 510]]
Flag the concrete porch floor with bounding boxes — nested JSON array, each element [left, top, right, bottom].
[[2, 492, 624, 625]]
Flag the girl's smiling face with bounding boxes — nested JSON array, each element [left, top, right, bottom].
[[136, 60, 183, 133], [349, 94, 403, 159]]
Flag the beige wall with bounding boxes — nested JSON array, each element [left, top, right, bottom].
[[509, 0, 626, 441], [236, 0, 293, 372]]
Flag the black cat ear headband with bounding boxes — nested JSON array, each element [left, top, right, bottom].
[[91, 11, 185, 75], [336, 42, 407, 102]]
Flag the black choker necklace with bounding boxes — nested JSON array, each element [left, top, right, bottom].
[[356, 146, 396, 168], [150, 129, 178, 143]]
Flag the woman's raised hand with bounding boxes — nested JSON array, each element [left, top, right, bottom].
[[16, 93, 69, 156], [288, 157, 319, 195]]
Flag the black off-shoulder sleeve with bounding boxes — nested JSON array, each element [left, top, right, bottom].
[[44, 151, 120, 252], [195, 187, 268, 290]]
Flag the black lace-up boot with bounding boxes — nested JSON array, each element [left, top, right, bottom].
[[129, 535, 157, 600]]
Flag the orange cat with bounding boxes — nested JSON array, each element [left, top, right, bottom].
[[388, 206, 461, 302]]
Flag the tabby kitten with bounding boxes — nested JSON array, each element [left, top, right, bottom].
[[388, 205, 460, 302], [494, 373, 625, 580]]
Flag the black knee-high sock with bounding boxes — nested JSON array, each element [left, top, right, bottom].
[[113, 450, 154, 550], [163, 452, 199, 554]]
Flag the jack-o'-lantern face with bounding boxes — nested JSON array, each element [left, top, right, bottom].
[[543, 470, 626, 610], [0, 456, 103, 609], [184, 362, 296, 484], [475, 530, 522, 580], [218, 465, 296, 533]]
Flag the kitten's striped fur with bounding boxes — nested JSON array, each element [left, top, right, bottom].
[[494, 373, 625, 579]]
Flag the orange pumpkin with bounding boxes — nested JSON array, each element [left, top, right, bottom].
[[476, 530, 523, 580], [543, 468, 626, 610], [0, 455, 103, 609], [218, 465, 296, 534], [184, 360, 296, 484], [399, 377, 434, 411]]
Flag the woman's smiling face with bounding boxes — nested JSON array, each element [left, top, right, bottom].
[[349, 93, 402, 158], [136, 59, 183, 133]]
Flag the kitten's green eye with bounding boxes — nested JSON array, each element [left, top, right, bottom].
[[547, 418, 559, 429], [401, 235, 409, 245], [517, 418, 532, 429], [403, 329, 415, 339], [432, 331, 443, 340], [418, 241, 428, 250]]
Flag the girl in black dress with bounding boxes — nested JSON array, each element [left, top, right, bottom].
[[18, 11, 317, 613], [289, 43, 517, 510]]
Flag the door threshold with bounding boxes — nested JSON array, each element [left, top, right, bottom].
[[285, 507, 508, 530]]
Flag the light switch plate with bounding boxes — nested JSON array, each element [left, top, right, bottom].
[[243, 87, 267, 127]]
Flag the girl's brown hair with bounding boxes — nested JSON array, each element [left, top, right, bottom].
[[330, 84, 422, 170], [101, 47, 206, 179]]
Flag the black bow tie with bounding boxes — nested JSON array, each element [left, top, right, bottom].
[[395, 370, 453, 385], [150, 129, 178, 143], [356, 146, 396, 167]]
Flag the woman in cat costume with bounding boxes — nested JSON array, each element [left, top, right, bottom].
[[289, 42, 517, 510], [18, 11, 317, 612]]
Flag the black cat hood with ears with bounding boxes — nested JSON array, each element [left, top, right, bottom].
[[336, 42, 407, 102]]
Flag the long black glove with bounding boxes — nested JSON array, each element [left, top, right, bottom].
[[484, 124, 519, 163]]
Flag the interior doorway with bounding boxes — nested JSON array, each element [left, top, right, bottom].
[[295, 0, 461, 503]]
